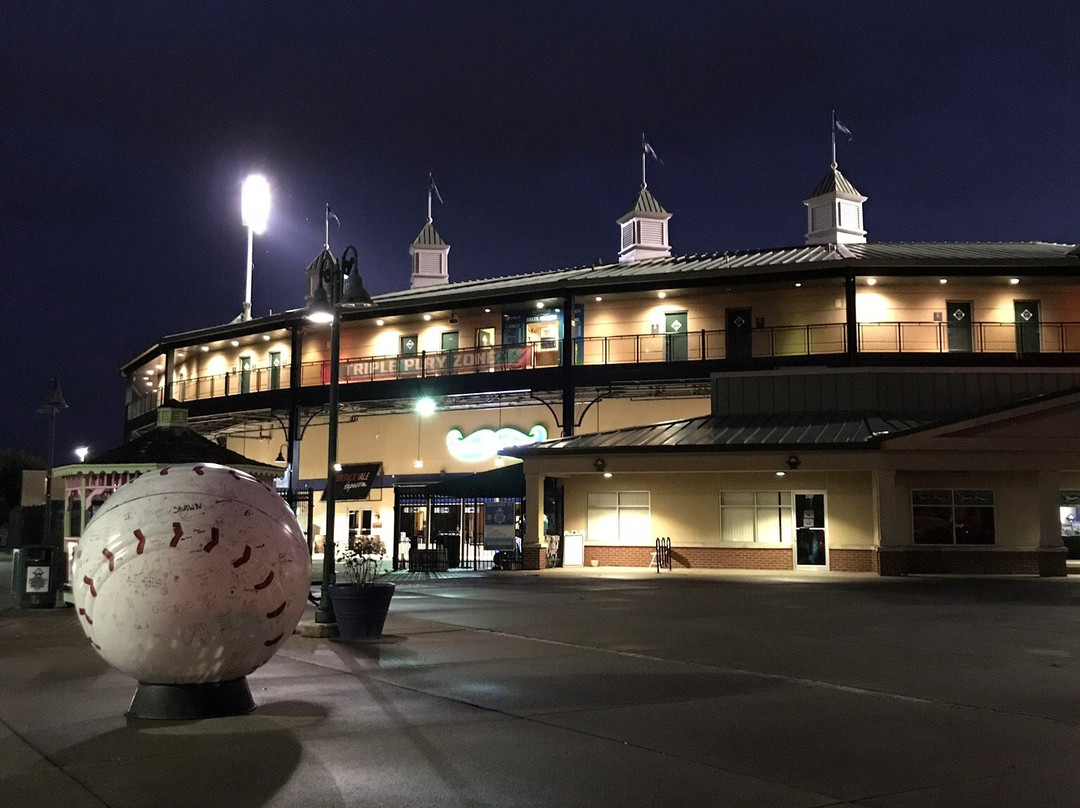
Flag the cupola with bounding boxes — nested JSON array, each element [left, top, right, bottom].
[[409, 220, 450, 288], [804, 164, 867, 245], [410, 176, 450, 288], [617, 187, 672, 262]]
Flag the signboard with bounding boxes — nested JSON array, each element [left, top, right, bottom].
[[446, 425, 548, 463], [324, 346, 534, 383], [25, 565, 50, 593], [484, 502, 517, 550], [323, 462, 382, 501]]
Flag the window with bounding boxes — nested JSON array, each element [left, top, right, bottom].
[[720, 491, 792, 543], [587, 491, 650, 543], [912, 490, 995, 545]]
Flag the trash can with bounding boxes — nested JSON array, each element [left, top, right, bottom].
[[13, 545, 56, 609]]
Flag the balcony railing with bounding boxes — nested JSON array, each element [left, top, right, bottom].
[[127, 320, 1080, 419]]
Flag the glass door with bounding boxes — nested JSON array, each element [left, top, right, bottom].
[[795, 493, 826, 567]]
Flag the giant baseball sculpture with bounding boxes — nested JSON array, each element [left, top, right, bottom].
[[72, 463, 310, 718]]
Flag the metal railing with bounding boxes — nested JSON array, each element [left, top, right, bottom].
[[127, 320, 1080, 419]]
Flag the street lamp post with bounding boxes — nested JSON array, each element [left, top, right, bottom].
[[37, 377, 68, 546], [241, 174, 271, 322], [306, 245, 375, 624]]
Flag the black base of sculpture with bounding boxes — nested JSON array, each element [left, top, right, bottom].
[[128, 678, 255, 719]]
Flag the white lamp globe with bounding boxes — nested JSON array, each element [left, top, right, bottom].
[[241, 174, 271, 235]]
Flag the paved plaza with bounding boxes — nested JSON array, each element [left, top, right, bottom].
[[4, 560, 1080, 807]]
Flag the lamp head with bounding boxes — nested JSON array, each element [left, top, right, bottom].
[[241, 174, 271, 234], [305, 284, 335, 324], [339, 245, 375, 309]]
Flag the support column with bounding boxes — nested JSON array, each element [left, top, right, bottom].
[[1036, 471, 1067, 576], [873, 468, 906, 575], [561, 291, 575, 437], [522, 469, 545, 570], [286, 323, 304, 511], [845, 274, 858, 361]]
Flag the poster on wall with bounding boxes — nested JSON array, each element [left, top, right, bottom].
[[484, 502, 516, 550]]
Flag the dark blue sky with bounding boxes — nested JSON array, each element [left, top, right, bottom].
[[3, 2, 1078, 461]]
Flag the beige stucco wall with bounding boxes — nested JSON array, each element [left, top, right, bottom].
[[558, 467, 875, 551]]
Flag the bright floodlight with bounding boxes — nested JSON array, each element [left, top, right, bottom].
[[241, 174, 271, 235], [75, 446, 89, 463], [415, 397, 437, 417]]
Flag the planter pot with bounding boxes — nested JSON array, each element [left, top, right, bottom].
[[329, 582, 396, 639]]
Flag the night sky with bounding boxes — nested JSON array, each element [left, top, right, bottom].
[[3, 2, 1078, 462]]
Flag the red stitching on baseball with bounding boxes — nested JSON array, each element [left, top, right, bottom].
[[266, 601, 286, 618], [264, 633, 284, 647], [203, 526, 219, 553], [193, 465, 205, 475], [102, 547, 115, 571], [253, 571, 274, 590], [83, 576, 97, 597], [170, 523, 184, 548], [78, 608, 93, 625], [232, 545, 251, 567], [134, 530, 146, 554]]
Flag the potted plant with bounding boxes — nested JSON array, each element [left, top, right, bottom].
[[328, 535, 395, 639]]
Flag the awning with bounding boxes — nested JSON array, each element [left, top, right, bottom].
[[414, 463, 525, 499]]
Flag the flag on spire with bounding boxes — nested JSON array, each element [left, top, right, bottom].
[[834, 119, 853, 141], [642, 135, 664, 165], [429, 174, 444, 205]]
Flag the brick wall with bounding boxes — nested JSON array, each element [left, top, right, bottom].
[[585, 545, 793, 570], [876, 548, 1067, 577], [829, 549, 875, 572]]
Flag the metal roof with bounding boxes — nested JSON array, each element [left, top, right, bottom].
[[808, 165, 862, 198], [369, 241, 1079, 309], [626, 187, 668, 215], [412, 220, 448, 247], [510, 412, 934, 456]]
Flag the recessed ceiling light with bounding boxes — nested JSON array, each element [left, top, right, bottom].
[[484, 308, 491, 313], [866, 278, 877, 286], [595, 296, 603, 302], [423, 314, 432, 321], [795, 282, 802, 288], [1010, 278, 1020, 285], [939, 278, 948, 285], [201, 346, 209, 352], [376, 319, 385, 326], [657, 292, 667, 299], [231, 340, 239, 347], [262, 335, 270, 341], [776, 471, 786, 477], [536, 301, 545, 309]]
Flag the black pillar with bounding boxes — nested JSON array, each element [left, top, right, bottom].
[[561, 291, 575, 437], [845, 274, 858, 361]]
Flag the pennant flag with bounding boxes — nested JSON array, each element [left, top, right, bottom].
[[834, 119, 853, 141], [429, 174, 444, 205], [642, 136, 664, 165], [326, 204, 340, 228]]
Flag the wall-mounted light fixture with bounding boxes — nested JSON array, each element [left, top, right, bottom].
[[786, 455, 801, 470], [593, 458, 607, 473]]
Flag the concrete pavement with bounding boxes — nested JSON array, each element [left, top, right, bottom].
[[4, 557, 1080, 806]]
